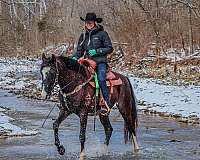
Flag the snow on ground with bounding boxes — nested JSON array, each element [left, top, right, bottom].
[[0, 107, 37, 137], [0, 57, 41, 90], [130, 76, 200, 120], [0, 57, 200, 127], [0, 57, 40, 137], [0, 57, 39, 73], [146, 46, 200, 63], [0, 112, 37, 137]]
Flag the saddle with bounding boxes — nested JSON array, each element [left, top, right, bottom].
[[78, 58, 122, 106], [79, 58, 122, 90]]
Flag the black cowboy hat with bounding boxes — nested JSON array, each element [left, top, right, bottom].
[[80, 12, 103, 23]]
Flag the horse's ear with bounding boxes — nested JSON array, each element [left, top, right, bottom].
[[51, 54, 56, 63], [42, 52, 46, 61]]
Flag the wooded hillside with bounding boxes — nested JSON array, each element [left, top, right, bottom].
[[0, 0, 200, 59]]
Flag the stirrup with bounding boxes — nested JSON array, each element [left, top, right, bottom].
[[100, 108, 108, 114], [100, 102, 111, 116]]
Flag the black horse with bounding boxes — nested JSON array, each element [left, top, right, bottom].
[[40, 53, 139, 157]]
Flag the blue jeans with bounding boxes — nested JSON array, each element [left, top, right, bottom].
[[97, 63, 111, 106]]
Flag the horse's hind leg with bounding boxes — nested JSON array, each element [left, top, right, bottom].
[[121, 112, 139, 152], [53, 111, 70, 155], [131, 130, 139, 153], [99, 114, 113, 146], [127, 118, 139, 152], [117, 104, 139, 153]]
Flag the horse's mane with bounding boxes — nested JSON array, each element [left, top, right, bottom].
[[59, 56, 86, 77]]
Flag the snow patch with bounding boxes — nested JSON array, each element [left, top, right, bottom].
[[0, 112, 37, 137], [0, 56, 200, 123], [0, 57, 41, 90], [130, 76, 200, 118]]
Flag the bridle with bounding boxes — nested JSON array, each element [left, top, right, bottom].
[[42, 57, 93, 98], [41, 62, 59, 99], [59, 60, 82, 92]]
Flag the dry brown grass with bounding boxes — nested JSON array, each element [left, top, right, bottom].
[[0, 0, 200, 83]]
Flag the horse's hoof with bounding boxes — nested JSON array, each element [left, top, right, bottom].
[[101, 144, 108, 154], [58, 145, 65, 155], [134, 148, 139, 153], [80, 150, 86, 160], [100, 111, 110, 116]]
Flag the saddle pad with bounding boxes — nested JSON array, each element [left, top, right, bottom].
[[89, 78, 122, 88]]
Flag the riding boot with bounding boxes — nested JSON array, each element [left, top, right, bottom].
[[97, 63, 112, 115], [100, 101, 112, 115], [100, 108, 108, 114]]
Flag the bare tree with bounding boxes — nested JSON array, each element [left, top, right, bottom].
[[0, 0, 200, 60]]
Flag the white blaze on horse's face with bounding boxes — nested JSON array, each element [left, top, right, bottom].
[[41, 66, 50, 99]]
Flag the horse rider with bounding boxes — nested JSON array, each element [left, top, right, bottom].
[[72, 12, 113, 114]]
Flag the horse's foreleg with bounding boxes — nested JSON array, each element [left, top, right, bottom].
[[53, 111, 70, 155], [99, 115, 113, 146], [79, 110, 88, 156]]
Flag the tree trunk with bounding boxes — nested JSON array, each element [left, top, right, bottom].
[[189, 7, 194, 55]]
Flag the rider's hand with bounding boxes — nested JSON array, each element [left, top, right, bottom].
[[88, 49, 97, 56], [72, 57, 78, 61]]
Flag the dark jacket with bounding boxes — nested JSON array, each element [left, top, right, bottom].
[[73, 25, 113, 64]]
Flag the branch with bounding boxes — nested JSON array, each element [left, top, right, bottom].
[[174, 0, 196, 9], [10, 0, 17, 16], [0, 0, 10, 5], [134, 0, 152, 19], [71, 0, 75, 18], [42, 0, 47, 13], [174, 0, 200, 26], [113, 42, 129, 45], [21, 0, 36, 16], [133, 0, 160, 38]]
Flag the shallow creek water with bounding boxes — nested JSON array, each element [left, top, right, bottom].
[[0, 89, 200, 160]]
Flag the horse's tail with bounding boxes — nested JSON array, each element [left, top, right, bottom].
[[124, 77, 138, 144]]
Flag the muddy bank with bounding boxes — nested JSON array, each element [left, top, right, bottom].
[[0, 57, 200, 124], [0, 91, 37, 137], [0, 89, 200, 160]]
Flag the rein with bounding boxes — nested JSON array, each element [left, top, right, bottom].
[[60, 62, 81, 92], [54, 58, 93, 97], [64, 75, 93, 96], [41, 58, 93, 128]]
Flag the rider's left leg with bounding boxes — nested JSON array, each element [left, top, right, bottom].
[[97, 63, 112, 114]]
